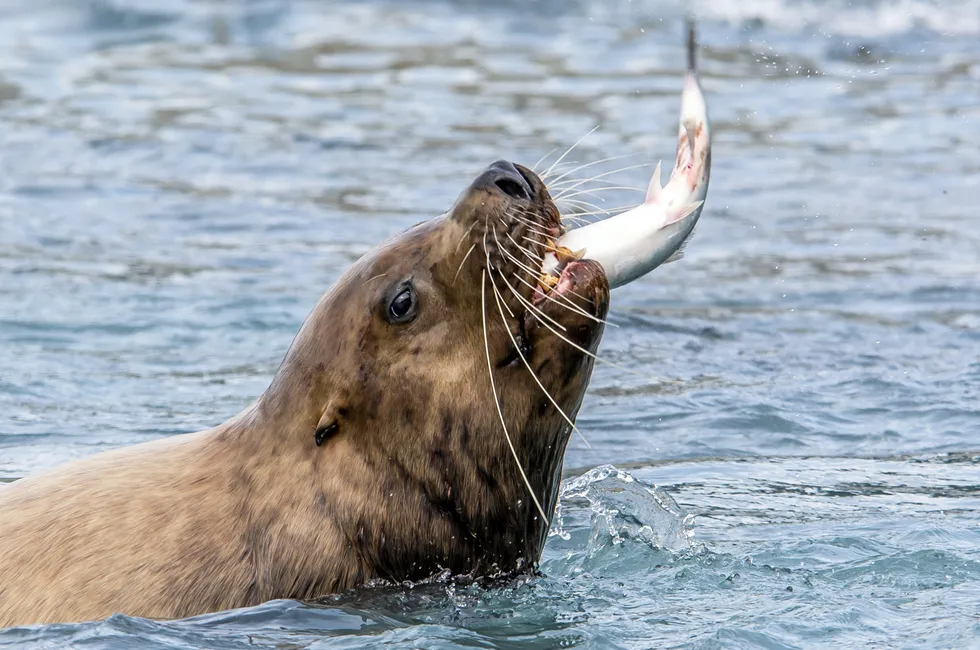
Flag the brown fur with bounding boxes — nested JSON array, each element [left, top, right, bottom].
[[0, 162, 609, 628]]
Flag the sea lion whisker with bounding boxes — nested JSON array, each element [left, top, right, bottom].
[[480, 271, 550, 525], [538, 161, 589, 183], [557, 186, 646, 202], [492, 247, 642, 379], [551, 163, 652, 199], [521, 234, 554, 248], [453, 243, 478, 286], [545, 153, 641, 186], [558, 215, 595, 228], [505, 209, 551, 234], [530, 147, 560, 174], [491, 227, 554, 300], [542, 124, 599, 179], [548, 153, 639, 189], [548, 174, 645, 189], [510, 205, 552, 227], [364, 272, 388, 285], [488, 279, 592, 449], [551, 161, 653, 188], [561, 204, 633, 220], [484, 221, 518, 320], [492, 228, 553, 287], [505, 232, 545, 264], [490, 256, 568, 334], [497, 268, 569, 335], [548, 178, 644, 193], [508, 266, 612, 327], [500, 225, 598, 310], [509, 294, 650, 381], [556, 197, 610, 215], [455, 220, 478, 252], [494, 239, 544, 281], [507, 214, 552, 238], [538, 160, 585, 177]]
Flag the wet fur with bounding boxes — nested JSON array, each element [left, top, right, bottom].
[[0, 165, 608, 628]]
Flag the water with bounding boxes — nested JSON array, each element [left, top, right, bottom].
[[0, 0, 978, 647]]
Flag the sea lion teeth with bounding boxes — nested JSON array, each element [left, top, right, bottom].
[[555, 246, 584, 263], [539, 273, 560, 293]]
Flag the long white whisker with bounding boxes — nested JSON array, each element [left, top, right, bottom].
[[552, 163, 652, 198], [550, 184, 645, 197], [489, 279, 592, 449], [557, 197, 610, 213], [492, 231, 568, 333], [508, 212, 553, 237], [561, 205, 633, 219], [508, 263, 614, 327], [547, 153, 642, 186], [560, 215, 593, 227], [506, 232, 545, 264], [494, 228, 545, 281], [503, 210, 613, 325], [484, 219, 517, 320], [455, 220, 478, 252], [502, 229, 608, 322], [558, 186, 645, 202], [515, 297, 652, 380], [542, 125, 599, 179], [481, 271, 549, 525], [548, 176, 645, 191], [531, 147, 559, 174], [453, 243, 477, 286]]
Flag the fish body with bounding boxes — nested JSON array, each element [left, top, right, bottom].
[[542, 19, 711, 290]]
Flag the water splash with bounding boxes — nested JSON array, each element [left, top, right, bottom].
[[551, 464, 695, 553]]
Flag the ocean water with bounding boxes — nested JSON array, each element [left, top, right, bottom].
[[0, 0, 978, 647]]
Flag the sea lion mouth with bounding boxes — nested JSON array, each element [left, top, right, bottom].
[[446, 159, 609, 525], [451, 159, 608, 379]]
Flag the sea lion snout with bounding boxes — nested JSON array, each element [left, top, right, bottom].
[[471, 160, 534, 201]]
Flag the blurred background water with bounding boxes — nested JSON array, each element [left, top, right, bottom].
[[0, 0, 978, 648]]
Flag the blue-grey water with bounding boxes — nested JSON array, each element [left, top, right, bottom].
[[1, 0, 978, 648]]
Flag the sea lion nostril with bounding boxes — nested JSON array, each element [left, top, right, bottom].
[[474, 160, 533, 201], [494, 177, 530, 200]]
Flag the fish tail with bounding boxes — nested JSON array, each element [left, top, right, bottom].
[[686, 16, 697, 73]]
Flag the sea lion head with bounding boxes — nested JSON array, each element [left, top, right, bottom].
[[257, 160, 609, 586]]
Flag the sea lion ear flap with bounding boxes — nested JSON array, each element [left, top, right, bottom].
[[314, 403, 347, 447]]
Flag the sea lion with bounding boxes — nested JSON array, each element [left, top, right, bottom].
[[0, 160, 609, 628]]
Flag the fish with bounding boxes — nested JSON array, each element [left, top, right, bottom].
[[540, 18, 711, 290]]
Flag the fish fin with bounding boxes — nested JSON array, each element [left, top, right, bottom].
[[666, 199, 703, 225], [645, 160, 663, 204], [664, 227, 697, 264]]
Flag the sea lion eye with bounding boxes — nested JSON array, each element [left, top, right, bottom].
[[386, 282, 418, 324]]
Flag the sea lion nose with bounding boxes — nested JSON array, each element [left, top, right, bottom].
[[473, 160, 533, 201]]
